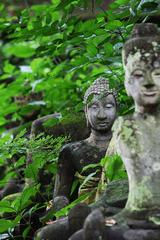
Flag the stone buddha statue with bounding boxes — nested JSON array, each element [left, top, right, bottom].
[[105, 22, 160, 240], [53, 77, 118, 209], [35, 77, 118, 240], [116, 23, 160, 222], [70, 23, 160, 240]]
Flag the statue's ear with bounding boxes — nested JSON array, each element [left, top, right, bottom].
[[84, 105, 90, 128], [84, 105, 88, 118], [124, 80, 132, 97]]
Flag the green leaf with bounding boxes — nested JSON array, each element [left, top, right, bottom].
[[86, 44, 98, 57], [23, 225, 31, 239], [105, 20, 123, 30], [31, 58, 45, 73], [104, 155, 126, 181], [0, 219, 13, 233], [82, 163, 100, 173], [3, 61, 16, 74], [55, 192, 92, 218], [56, 0, 78, 10], [4, 43, 36, 58], [77, 20, 97, 34], [51, 0, 61, 7], [12, 186, 38, 212], [104, 43, 113, 56], [46, 163, 57, 174], [0, 117, 7, 126], [70, 179, 79, 196], [0, 200, 16, 213], [25, 163, 39, 181], [0, 3, 4, 11], [115, 0, 130, 4], [79, 171, 98, 191], [14, 156, 25, 168], [93, 34, 109, 46]]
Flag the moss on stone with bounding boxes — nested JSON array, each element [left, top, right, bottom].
[[127, 177, 153, 212]]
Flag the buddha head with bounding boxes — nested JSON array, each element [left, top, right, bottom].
[[83, 77, 118, 133], [122, 23, 160, 112]]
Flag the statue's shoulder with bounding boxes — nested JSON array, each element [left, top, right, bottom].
[[31, 113, 61, 136], [58, 141, 85, 166], [58, 143, 73, 165], [112, 115, 133, 133], [60, 140, 85, 155], [106, 115, 133, 156], [112, 116, 123, 134]]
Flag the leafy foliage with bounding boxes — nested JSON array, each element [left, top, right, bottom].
[[103, 155, 127, 181], [0, 130, 67, 237]]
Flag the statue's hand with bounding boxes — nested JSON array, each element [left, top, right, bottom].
[[53, 196, 69, 212]]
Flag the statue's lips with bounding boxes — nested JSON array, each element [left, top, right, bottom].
[[142, 91, 158, 96], [97, 122, 109, 127]]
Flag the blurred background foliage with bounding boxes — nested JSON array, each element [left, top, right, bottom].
[[0, 0, 159, 238], [0, 0, 159, 134]]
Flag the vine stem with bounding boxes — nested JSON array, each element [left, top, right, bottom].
[[23, 0, 30, 14], [92, 0, 96, 15]]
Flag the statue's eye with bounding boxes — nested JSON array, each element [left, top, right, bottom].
[[105, 104, 113, 109], [132, 70, 144, 78], [152, 69, 160, 77], [91, 104, 99, 109]]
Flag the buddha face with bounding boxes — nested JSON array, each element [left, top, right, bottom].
[[125, 55, 160, 109], [86, 94, 117, 133]]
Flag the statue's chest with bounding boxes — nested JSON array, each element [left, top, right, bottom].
[[117, 117, 160, 174], [73, 146, 105, 174]]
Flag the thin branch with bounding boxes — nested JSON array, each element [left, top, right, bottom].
[[92, 0, 96, 15]]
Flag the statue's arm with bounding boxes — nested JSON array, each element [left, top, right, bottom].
[[106, 117, 124, 156], [53, 145, 75, 210], [96, 119, 120, 199]]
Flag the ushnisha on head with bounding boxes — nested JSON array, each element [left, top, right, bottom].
[[122, 23, 160, 67], [122, 23, 160, 111], [83, 77, 118, 105], [83, 77, 118, 133]]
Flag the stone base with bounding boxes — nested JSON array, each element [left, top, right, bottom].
[[70, 209, 160, 240], [104, 207, 160, 239], [123, 229, 160, 240], [106, 217, 160, 240], [106, 223, 160, 240]]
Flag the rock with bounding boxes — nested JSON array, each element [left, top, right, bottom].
[[68, 203, 91, 235], [83, 209, 105, 240], [35, 217, 69, 240], [91, 179, 128, 216]]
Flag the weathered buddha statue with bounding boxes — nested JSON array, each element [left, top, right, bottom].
[[70, 23, 160, 240], [114, 23, 160, 224], [35, 77, 118, 240], [53, 77, 118, 208]]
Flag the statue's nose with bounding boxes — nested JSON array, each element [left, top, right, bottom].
[[143, 72, 155, 89], [97, 108, 107, 119], [143, 83, 155, 90]]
